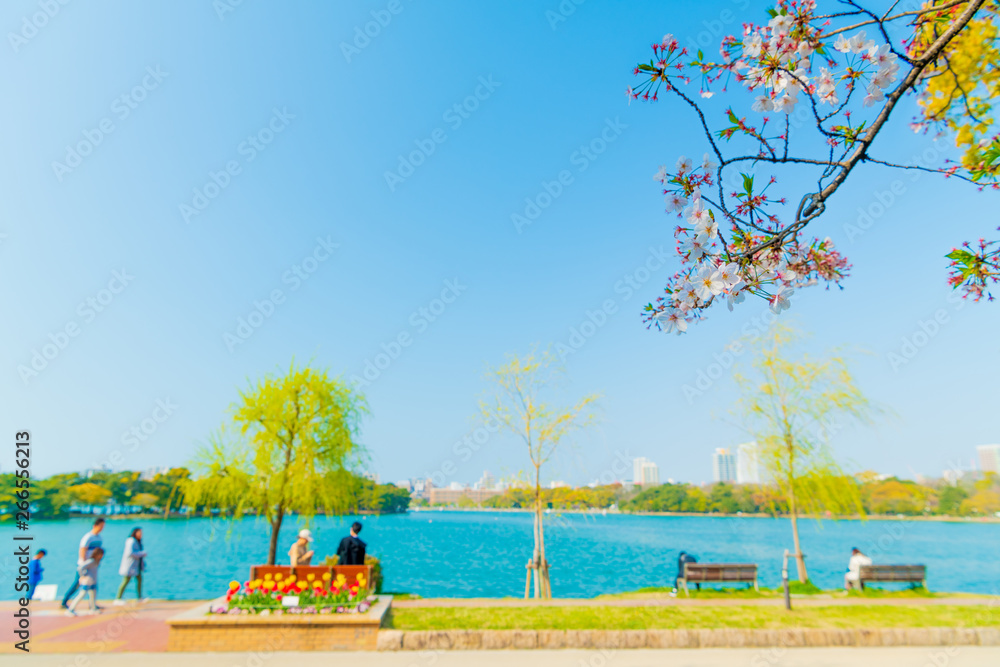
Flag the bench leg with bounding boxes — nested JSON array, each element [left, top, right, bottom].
[[681, 579, 689, 597], [753, 578, 759, 592]]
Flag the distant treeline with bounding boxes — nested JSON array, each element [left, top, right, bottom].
[[423, 473, 1000, 518], [0, 468, 410, 520]]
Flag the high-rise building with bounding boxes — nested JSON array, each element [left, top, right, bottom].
[[712, 448, 737, 483], [737, 442, 763, 484], [632, 457, 659, 486], [476, 470, 496, 490], [633, 457, 650, 484], [978, 444, 1000, 473]]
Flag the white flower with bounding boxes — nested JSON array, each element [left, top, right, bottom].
[[769, 286, 794, 313], [726, 289, 746, 312], [716, 262, 743, 290], [700, 90, 715, 99], [676, 156, 694, 176], [752, 95, 774, 113], [870, 68, 896, 90], [694, 264, 725, 301], [702, 153, 718, 171], [833, 34, 851, 53], [693, 210, 718, 240], [743, 33, 763, 59], [775, 91, 799, 113], [655, 309, 688, 334], [868, 43, 897, 70], [676, 281, 701, 307], [797, 42, 814, 58], [848, 30, 875, 54], [679, 233, 710, 261], [662, 33, 677, 50], [653, 165, 667, 182], [863, 84, 885, 107], [769, 13, 794, 36], [665, 193, 688, 213]]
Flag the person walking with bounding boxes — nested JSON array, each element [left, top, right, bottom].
[[289, 529, 315, 567], [26, 549, 46, 601], [114, 527, 147, 604], [335, 522, 366, 565], [61, 517, 105, 609], [67, 547, 104, 616]]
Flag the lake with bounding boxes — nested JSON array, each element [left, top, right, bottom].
[[4, 511, 998, 600]]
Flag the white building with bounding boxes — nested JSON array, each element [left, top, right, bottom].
[[632, 457, 660, 486], [978, 444, 1000, 473], [475, 470, 496, 490], [549, 480, 569, 489], [736, 442, 763, 484], [712, 448, 737, 483]]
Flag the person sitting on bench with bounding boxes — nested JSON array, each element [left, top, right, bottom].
[[671, 551, 700, 594], [844, 547, 872, 590]]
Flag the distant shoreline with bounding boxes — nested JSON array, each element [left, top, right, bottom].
[[411, 506, 1000, 524], [7, 508, 997, 525]]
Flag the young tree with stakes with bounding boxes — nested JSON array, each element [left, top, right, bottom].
[[480, 348, 598, 599]]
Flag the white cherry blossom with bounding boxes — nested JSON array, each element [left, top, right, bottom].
[[769, 286, 794, 313]]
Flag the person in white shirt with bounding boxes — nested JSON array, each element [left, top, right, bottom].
[[844, 547, 872, 590]]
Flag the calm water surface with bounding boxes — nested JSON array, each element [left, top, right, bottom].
[[4, 511, 998, 600]]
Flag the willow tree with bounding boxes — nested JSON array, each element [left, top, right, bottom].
[[185, 364, 367, 564], [480, 348, 598, 599], [734, 324, 874, 582]]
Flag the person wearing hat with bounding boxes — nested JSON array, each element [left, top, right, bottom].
[[289, 529, 315, 567], [844, 547, 872, 590]]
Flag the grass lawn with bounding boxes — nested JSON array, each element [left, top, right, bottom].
[[386, 604, 1000, 631], [602, 584, 937, 600]]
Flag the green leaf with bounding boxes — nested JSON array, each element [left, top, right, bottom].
[[742, 173, 754, 195], [946, 249, 975, 262], [698, 49, 704, 61]]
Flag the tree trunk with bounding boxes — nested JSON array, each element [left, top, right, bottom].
[[533, 465, 551, 599], [786, 433, 808, 582], [268, 507, 285, 565]]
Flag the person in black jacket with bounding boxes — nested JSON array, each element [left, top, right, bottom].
[[672, 551, 701, 595], [336, 522, 367, 565]]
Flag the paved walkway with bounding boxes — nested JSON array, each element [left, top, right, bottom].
[[11, 648, 1000, 665], [1, 600, 189, 654], [3, 596, 994, 654]]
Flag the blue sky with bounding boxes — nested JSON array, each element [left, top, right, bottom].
[[2, 0, 997, 486]]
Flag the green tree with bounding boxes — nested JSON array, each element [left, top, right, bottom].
[[937, 484, 970, 515], [480, 348, 598, 599], [709, 483, 739, 514], [185, 364, 367, 564], [734, 324, 875, 582], [69, 482, 112, 510]]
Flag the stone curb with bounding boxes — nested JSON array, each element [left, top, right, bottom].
[[376, 627, 1000, 651]]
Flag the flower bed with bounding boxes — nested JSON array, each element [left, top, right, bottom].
[[212, 571, 373, 615]]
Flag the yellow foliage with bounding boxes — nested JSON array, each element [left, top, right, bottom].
[[912, 2, 1000, 179]]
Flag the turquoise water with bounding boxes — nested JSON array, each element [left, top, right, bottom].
[[4, 511, 998, 600]]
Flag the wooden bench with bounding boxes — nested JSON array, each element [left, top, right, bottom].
[[679, 563, 758, 596], [858, 564, 926, 589]]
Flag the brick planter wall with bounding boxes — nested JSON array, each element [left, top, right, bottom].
[[166, 596, 392, 652]]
